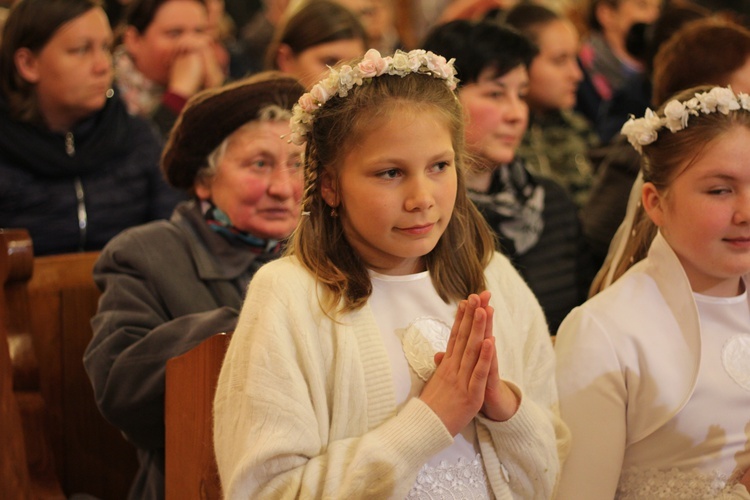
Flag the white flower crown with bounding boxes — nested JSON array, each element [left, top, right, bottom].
[[289, 48, 458, 145], [621, 86, 750, 154]]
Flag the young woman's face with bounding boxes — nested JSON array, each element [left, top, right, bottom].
[[195, 120, 304, 239], [20, 7, 113, 129], [323, 109, 457, 276], [124, 0, 209, 86], [283, 38, 366, 89], [528, 19, 582, 112], [643, 125, 750, 296], [459, 65, 529, 165]]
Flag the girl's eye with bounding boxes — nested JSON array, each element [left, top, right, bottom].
[[378, 168, 401, 179], [708, 188, 731, 195], [250, 159, 269, 169], [432, 161, 450, 172]]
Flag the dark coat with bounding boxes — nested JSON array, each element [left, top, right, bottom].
[[0, 91, 182, 255], [84, 200, 280, 499]]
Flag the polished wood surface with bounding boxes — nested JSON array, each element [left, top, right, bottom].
[[1, 228, 138, 499], [1, 228, 65, 499], [165, 333, 231, 500]]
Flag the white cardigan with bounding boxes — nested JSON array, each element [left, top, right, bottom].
[[555, 232, 750, 499], [214, 252, 568, 499]]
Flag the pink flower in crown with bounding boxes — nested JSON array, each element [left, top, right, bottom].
[[425, 54, 455, 81], [358, 48, 387, 77], [297, 93, 317, 113]]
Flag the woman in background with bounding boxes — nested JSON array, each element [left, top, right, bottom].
[[265, 0, 367, 88], [0, 0, 181, 255]]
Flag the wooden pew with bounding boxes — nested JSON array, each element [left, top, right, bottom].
[[0, 228, 65, 499], [165, 332, 231, 500], [1, 228, 139, 499]]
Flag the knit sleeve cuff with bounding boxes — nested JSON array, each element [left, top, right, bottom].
[[375, 398, 453, 470]]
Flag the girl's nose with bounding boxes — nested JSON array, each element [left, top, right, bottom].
[[404, 176, 434, 211], [733, 196, 750, 225]]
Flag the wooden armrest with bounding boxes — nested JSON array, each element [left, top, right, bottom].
[[165, 332, 231, 500]]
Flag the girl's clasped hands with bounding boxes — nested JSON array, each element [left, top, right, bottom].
[[421, 291, 519, 436]]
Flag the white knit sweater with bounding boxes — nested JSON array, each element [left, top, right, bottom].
[[213, 252, 568, 499]]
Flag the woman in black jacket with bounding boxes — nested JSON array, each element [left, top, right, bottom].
[[0, 0, 182, 256]]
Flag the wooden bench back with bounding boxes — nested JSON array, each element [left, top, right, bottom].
[[1, 228, 138, 499], [165, 332, 231, 500], [0, 228, 65, 499]]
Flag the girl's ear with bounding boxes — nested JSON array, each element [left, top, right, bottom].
[[14, 48, 40, 83], [642, 181, 664, 227], [276, 44, 298, 74], [320, 171, 338, 208]]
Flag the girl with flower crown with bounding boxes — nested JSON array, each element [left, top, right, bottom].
[[212, 48, 568, 499], [555, 85, 750, 499]]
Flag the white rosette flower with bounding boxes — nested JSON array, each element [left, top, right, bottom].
[[663, 99, 689, 132], [390, 51, 411, 74], [739, 92, 750, 111], [336, 65, 362, 97], [621, 108, 662, 153], [711, 86, 740, 114], [698, 89, 719, 114]]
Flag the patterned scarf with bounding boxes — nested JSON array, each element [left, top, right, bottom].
[[467, 159, 545, 256], [201, 200, 282, 254], [113, 46, 164, 118]]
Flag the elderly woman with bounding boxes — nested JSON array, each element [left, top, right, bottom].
[[83, 72, 305, 500], [0, 0, 181, 256]]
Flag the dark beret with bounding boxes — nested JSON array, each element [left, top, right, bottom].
[[161, 72, 305, 191]]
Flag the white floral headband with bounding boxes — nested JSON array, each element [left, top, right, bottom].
[[621, 86, 750, 154], [289, 48, 458, 145]]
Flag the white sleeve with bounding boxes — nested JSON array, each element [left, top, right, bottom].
[[554, 306, 627, 499]]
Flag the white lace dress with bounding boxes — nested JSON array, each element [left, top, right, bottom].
[[616, 292, 750, 499], [369, 270, 493, 499]]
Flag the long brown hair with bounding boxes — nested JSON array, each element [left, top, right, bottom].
[[290, 68, 495, 315]]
